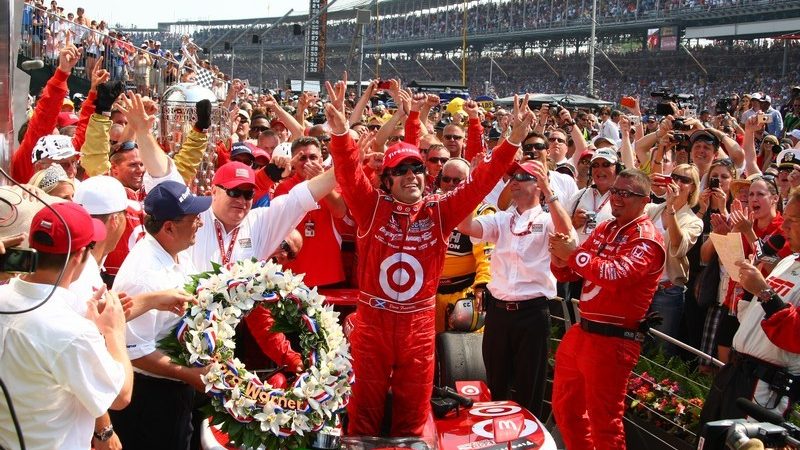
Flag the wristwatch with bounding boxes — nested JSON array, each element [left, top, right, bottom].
[[546, 194, 559, 204], [94, 425, 114, 442], [757, 287, 777, 303]]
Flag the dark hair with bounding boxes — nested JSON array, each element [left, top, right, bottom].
[[291, 137, 320, 154], [144, 214, 166, 235], [36, 248, 88, 271], [523, 131, 546, 143], [617, 168, 652, 196], [250, 114, 269, 123]]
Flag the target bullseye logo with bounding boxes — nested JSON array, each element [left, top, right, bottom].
[[575, 252, 591, 267], [379, 253, 423, 301], [471, 418, 538, 439], [469, 403, 522, 417], [459, 384, 481, 396]]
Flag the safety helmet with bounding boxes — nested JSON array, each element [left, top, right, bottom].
[[447, 298, 485, 332]]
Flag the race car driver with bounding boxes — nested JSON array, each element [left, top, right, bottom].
[[549, 169, 666, 450], [325, 75, 534, 437]]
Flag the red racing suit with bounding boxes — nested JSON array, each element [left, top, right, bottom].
[[330, 124, 518, 437], [550, 215, 665, 450]]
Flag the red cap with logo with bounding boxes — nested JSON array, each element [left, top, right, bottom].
[[382, 142, 424, 171], [57, 111, 80, 128], [29, 202, 106, 254], [213, 161, 256, 189]]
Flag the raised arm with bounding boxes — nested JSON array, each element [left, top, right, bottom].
[[463, 100, 485, 162], [263, 94, 305, 141], [116, 92, 170, 178], [349, 81, 378, 127], [742, 116, 763, 176]]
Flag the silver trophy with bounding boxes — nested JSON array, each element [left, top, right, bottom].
[[158, 83, 229, 195]]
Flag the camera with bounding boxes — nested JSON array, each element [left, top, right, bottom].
[[716, 97, 736, 115], [700, 419, 790, 450], [549, 102, 562, 117], [672, 118, 691, 131], [672, 132, 690, 143], [651, 89, 695, 116], [709, 177, 720, 190], [0, 248, 38, 274]]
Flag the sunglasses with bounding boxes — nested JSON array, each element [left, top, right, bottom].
[[440, 176, 463, 184], [609, 187, 647, 198], [220, 186, 255, 200], [389, 163, 426, 177], [109, 140, 137, 158], [670, 173, 693, 184], [522, 142, 548, 152], [590, 161, 613, 169], [427, 157, 449, 164], [280, 240, 297, 261], [548, 137, 566, 144], [387, 135, 405, 143], [250, 126, 269, 132], [367, 124, 381, 131], [512, 172, 537, 182], [299, 154, 320, 162], [443, 134, 464, 141]]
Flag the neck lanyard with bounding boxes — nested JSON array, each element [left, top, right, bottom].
[[593, 189, 611, 212], [214, 219, 240, 266], [510, 208, 544, 237]]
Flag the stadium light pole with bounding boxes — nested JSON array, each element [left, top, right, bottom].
[[588, 0, 596, 97], [301, 0, 339, 92]]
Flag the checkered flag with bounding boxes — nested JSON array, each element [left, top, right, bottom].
[[195, 66, 216, 90]]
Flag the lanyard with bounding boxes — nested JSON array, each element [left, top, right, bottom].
[[214, 220, 240, 266], [593, 189, 610, 212]]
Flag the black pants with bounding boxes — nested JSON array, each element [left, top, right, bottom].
[[110, 373, 195, 450], [482, 292, 550, 417]]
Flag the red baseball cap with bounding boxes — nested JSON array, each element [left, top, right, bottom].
[[506, 161, 538, 177], [382, 142, 424, 171], [57, 111, 79, 128], [270, 119, 287, 130], [29, 202, 106, 254], [213, 161, 256, 189]]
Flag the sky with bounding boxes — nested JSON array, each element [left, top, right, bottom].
[[57, 0, 310, 29]]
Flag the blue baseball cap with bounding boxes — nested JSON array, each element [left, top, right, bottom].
[[144, 181, 211, 221]]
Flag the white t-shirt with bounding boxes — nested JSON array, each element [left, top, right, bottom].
[[0, 279, 124, 450], [566, 187, 614, 244]]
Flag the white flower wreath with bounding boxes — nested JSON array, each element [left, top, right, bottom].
[[158, 259, 353, 449]]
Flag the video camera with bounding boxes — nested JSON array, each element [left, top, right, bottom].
[[716, 97, 737, 115], [698, 398, 800, 450], [651, 89, 695, 116]]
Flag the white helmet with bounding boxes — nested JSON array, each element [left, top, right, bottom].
[[447, 298, 485, 332]]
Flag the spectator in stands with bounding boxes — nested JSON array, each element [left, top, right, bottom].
[[784, 96, 800, 135], [760, 95, 784, 137], [442, 123, 466, 158]]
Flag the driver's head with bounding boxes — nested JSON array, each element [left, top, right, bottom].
[[381, 142, 426, 204]]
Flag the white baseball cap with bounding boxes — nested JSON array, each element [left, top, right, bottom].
[[75, 176, 128, 215], [789, 129, 800, 141], [31, 135, 78, 164], [591, 148, 619, 164]]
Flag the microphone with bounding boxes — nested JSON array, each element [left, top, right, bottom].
[[754, 234, 786, 265], [735, 397, 784, 424], [20, 59, 45, 71]]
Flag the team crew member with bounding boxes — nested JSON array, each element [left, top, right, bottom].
[[700, 189, 800, 423], [0, 203, 133, 449], [110, 181, 212, 450], [326, 75, 533, 436], [436, 158, 494, 332], [458, 160, 574, 417], [549, 169, 666, 450]]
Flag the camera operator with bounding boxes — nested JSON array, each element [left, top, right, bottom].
[[699, 188, 800, 425]]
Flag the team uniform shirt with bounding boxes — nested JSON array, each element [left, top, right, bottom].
[[189, 180, 318, 272], [114, 234, 197, 377], [273, 175, 345, 287], [478, 206, 559, 301], [566, 187, 613, 243], [0, 279, 124, 450]]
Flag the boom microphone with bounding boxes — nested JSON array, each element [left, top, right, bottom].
[[20, 59, 45, 71], [735, 397, 785, 425]]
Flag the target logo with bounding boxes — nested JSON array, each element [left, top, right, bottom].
[[469, 403, 522, 417], [575, 251, 591, 268], [457, 382, 481, 397], [379, 253, 423, 301], [471, 418, 538, 439]]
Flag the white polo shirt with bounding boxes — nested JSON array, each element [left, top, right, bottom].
[[477, 206, 558, 301], [189, 180, 318, 272], [0, 279, 124, 450], [68, 256, 105, 317], [113, 234, 197, 376]]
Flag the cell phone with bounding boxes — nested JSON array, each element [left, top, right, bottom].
[[620, 96, 636, 109], [264, 163, 284, 182], [0, 248, 38, 274], [758, 114, 773, 124], [652, 173, 671, 185], [709, 178, 720, 190], [377, 79, 392, 90]]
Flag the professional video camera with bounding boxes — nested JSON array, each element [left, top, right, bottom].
[[698, 398, 800, 450], [715, 96, 737, 115], [651, 89, 695, 116]]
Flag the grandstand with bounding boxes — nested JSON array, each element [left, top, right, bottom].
[[115, 0, 800, 108]]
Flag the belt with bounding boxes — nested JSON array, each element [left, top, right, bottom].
[[437, 273, 476, 294], [486, 292, 548, 312], [657, 280, 681, 291], [730, 349, 800, 398], [358, 292, 435, 314], [580, 318, 646, 343]]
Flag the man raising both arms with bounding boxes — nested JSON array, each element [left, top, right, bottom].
[[325, 73, 534, 437]]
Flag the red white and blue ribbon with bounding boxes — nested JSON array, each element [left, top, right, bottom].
[[301, 315, 318, 334], [175, 320, 190, 343]]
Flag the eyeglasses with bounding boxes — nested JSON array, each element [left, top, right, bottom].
[[367, 124, 381, 131], [298, 154, 320, 162], [609, 187, 647, 198], [250, 126, 269, 132], [389, 163, 425, 177], [548, 137, 566, 144], [219, 186, 255, 200], [522, 142, 548, 152], [387, 135, 405, 143], [109, 140, 137, 158], [280, 240, 297, 261], [671, 173, 693, 185], [512, 172, 537, 182], [440, 176, 463, 184], [427, 157, 449, 164], [443, 134, 464, 141], [591, 161, 613, 169]]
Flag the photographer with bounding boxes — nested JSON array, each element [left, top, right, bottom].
[[700, 188, 800, 425]]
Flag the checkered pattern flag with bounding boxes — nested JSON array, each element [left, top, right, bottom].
[[195, 66, 216, 90]]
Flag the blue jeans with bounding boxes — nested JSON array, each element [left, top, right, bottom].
[[650, 285, 686, 357]]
